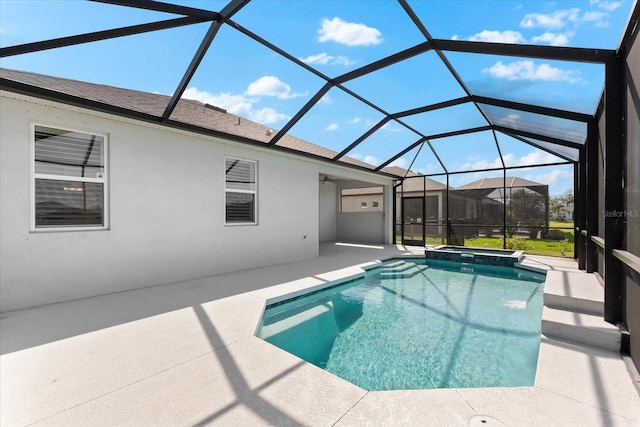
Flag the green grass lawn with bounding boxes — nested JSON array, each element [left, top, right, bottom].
[[398, 221, 576, 257], [464, 237, 574, 257]]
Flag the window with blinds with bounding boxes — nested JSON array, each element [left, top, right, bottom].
[[32, 125, 107, 229], [225, 158, 257, 224]]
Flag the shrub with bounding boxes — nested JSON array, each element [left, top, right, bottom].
[[506, 237, 531, 251], [559, 238, 570, 256], [547, 229, 575, 243]]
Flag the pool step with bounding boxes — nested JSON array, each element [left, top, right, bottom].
[[379, 261, 429, 279], [541, 306, 621, 352], [541, 271, 620, 352], [543, 271, 604, 316]]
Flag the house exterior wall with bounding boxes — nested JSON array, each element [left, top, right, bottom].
[[319, 181, 337, 242], [335, 183, 390, 244], [337, 212, 385, 243], [340, 192, 384, 212], [0, 94, 393, 311]]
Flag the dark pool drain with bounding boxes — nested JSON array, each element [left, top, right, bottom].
[[469, 415, 507, 426]]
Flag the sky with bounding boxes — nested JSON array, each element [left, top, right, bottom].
[[0, 0, 635, 196]]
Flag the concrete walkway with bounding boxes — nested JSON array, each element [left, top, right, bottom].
[[2, 243, 639, 426]]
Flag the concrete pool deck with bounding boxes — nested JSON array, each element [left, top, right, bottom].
[[1, 243, 639, 426]]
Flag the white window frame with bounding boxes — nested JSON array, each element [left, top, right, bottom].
[[224, 157, 258, 225], [30, 123, 109, 232]]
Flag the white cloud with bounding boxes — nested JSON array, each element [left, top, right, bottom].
[[251, 107, 289, 124], [319, 94, 332, 104], [300, 52, 355, 66], [459, 156, 503, 171], [182, 86, 289, 125], [380, 122, 402, 132], [520, 7, 612, 30], [466, 30, 526, 44], [501, 153, 516, 165], [318, 17, 382, 46], [503, 150, 561, 167], [347, 117, 362, 124], [499, 114, 522, 126], [590, 0, 622, 12], [456, 28, 574, 46], [300, 52, 332, 65], [246, 76, 306, 99], [325, 123, 340, 131], [457, 150, 562, 171], [332, 56, 356, 66], [523, 167, 573, 194], [520, 9, 580, 29], [582, 11, 610, 28], [483, 60, 582, 83], [351, 153, 380, 166], [183, 88, 248, 111], [519, 151, 560, 165], [389, 158, 409, 169], [364, 155, 380, 165], [531, 31, 574, 46]]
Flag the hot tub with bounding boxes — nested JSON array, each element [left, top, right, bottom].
[[425, 245, 523, 267]]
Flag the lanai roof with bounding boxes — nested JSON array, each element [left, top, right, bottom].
[[1, 0, 638, 182]]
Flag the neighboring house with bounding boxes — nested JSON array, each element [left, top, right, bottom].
[[552, 203, 574, 221], [0, 68, 399, 311], [453, 177, 549, 238], [340, 172, 550, 244]]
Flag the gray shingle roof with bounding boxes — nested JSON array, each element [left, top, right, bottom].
[[455, 176, 546, 190], [1, 68, 402, 176], [399, 176, 449, 191]]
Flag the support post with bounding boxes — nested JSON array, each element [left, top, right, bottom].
[[603, 56, 625, 324], [586, 120, 599, 273], [577, 154, 586, 267], [446, 174, 451, 245], [503, 169, 507, 249]]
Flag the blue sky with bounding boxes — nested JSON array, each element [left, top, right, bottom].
[[0, 0, 634, 196]]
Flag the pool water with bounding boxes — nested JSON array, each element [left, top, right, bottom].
[[257, 259, 545, 391]]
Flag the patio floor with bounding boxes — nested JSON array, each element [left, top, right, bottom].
[[2, 243, 639, 426]]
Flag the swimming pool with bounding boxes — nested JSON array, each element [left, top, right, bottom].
[[257, 258, 545, 391]]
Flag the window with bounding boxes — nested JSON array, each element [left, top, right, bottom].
[[372, 201, 379, 208], [32, 125, 107, 230], [361, 202, 368, 208], [225, 157, 257, 224]]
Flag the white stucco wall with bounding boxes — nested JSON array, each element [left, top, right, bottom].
[[335, 183, 392, 244], [0, 93, 393, 311], [318, 181, 337, 242], [337, 212, 386, 243]]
